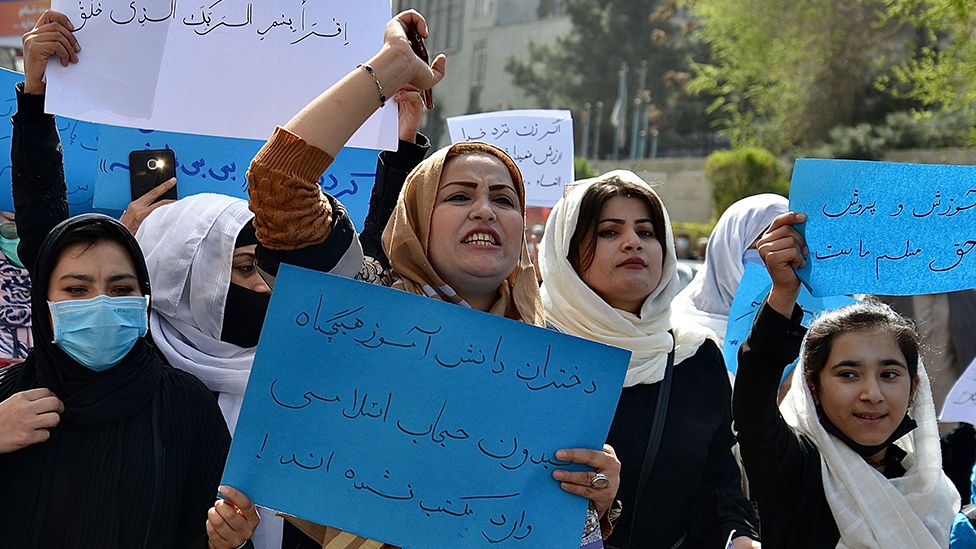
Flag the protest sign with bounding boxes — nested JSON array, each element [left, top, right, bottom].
[[790, 158, 976, 296], [46, 0, 397, 150], [723, 262, 855, 379], [222, 264, 630, 548], [92, 126, 379, 228], [940, 356, 976, 424], [0, 68, 101, 214], [448, 110, 574, 208]]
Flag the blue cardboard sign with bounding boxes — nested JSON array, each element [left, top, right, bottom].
[[790, 158, 976, 296], [222, 265, 630, 548], [93, 126, 379, 229], [0, 68, 101, 215], [723, 262, 855, 380]]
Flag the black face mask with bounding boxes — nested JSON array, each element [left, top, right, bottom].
[[220, 282, 271, 348], [818, 409, 918, 458]]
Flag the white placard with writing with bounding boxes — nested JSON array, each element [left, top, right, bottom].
[[940, 355, 976, 424], [46, 0, 397, 150], [448, 109, 574, 208]]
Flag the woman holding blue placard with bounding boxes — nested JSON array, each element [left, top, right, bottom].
[[734, 211, 959, 547], [538, 170, 760, 549], [238, 9, 624, 549]]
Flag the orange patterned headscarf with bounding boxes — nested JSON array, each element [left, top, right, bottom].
[[382, 142, 544, 326]]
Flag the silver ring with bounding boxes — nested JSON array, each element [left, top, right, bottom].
[[589, 472, 610, 489]]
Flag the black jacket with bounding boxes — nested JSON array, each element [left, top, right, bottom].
[[733, 302, 908, 548], [605, 339, 759, 548], [0, 83, 231, 549]]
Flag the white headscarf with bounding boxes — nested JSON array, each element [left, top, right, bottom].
[[540, 170, 710, 386], [136, 194, 256, 433], [137, 194, 286, 549], [781, 359, 959, 547], [673, 194, 788, 343]]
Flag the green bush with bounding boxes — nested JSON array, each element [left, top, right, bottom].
[[672, 221, 716, 243], [705, 147, 790, 216], [808, 110, 972, 159], [574, 156, 596, 180]]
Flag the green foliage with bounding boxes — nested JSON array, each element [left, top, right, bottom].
[[805, 110, 971, 159], [574, 156, 596, 180], [672, 221, 716, 243], [687, 0, 913, 152], [705, 148, 789, 215], [505, 0, 716, 152], [882, 0, 976, 129]]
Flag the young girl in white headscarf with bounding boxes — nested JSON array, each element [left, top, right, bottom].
[[539, 170, 759, 548], [734, 211, 959, 548], [673, 194, 788, 344]]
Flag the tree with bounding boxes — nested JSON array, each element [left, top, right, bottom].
[[686, 0, 915, 152], [883, 0, 976, 139], [506, 0, 715, 157]]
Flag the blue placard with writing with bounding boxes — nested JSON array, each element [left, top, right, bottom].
[[0, 68, 101, 215], [93, 126, 379, 228], [723, 262, 856, 379], [222, 264, 630, 548], [790, 158, 976, 296]]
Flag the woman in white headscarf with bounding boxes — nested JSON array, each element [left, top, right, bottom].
[[734, 211, 959, 548], [673, 194, 788, 343], [135, 193, 279, 549], [540, 170, 759, 548]]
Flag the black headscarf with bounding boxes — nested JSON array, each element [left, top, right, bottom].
[[26, 214, 163, 424], [0, 214, 173, 548]]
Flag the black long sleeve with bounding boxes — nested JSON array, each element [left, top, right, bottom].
[[359, 134, 429, 268], [732, 301, 841, 547], [10, 83, 68, 279]]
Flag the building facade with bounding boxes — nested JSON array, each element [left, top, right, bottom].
[[393, 0, 571, 147]]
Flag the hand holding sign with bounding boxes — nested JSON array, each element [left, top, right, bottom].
[[222, 265, 630, 548], [757, 212, 808, 317], [22, 10, 80, 94]]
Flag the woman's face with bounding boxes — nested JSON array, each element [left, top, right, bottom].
[[428, 153, 523, 308], [578, 196, 663, 314], [231, 244, 271, 294], [47, 240, 140, 302], [814, 329, 918, 447]]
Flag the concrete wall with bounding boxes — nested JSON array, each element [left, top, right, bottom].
[[590, 157, 712, 224]]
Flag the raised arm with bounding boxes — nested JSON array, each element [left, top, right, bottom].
[[732, 212, 811, 504], [11, 11, 80, 278], [246, 10, 445, 281]]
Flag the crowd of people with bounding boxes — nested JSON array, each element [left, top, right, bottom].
[[0, 8, 973, 549]]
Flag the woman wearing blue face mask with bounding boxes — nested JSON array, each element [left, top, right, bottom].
[[0, 214, 232, 548], [0, 12, 232, 546]]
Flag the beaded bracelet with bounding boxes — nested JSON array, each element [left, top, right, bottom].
[[358, 63, 387, 107]]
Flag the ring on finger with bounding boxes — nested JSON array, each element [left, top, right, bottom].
[[589, 472, 610, 489]]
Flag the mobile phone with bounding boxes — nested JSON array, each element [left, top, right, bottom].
[[129, 149, 177, 202], [406, 23, 435, 109]]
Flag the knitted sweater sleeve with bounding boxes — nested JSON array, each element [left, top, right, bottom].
[[246, 127, 336, 251]]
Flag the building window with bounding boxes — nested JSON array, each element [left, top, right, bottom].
[[474, 0, 491, 18], [537, 0, 562, 18], [471, 39, 487, 88], [395, 0, 462, 52]]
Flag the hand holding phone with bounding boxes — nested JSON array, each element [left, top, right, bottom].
[[129, 149, 177, 202], [406, 23, 435, 110]]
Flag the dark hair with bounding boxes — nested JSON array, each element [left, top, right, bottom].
[[801, 300, 920, 393], [567, 176, 667, 274], [51, 220, 135, 264]]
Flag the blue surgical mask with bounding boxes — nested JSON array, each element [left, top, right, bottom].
[[0, 235, 23, 269], [742, 248, 763, 268], [48, 295, 149, 371]]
